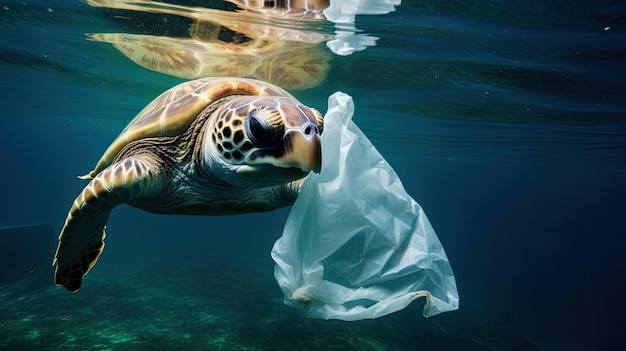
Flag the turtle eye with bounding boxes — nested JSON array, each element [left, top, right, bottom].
[[245, 108, 284, 148]]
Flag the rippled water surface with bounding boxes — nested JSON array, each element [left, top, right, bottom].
[[1, 1, 625, 350]]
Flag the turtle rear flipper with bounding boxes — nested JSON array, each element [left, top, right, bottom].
[[53, 157, 156, 292]]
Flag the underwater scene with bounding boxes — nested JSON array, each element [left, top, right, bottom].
[[1, 0, 625, 350]]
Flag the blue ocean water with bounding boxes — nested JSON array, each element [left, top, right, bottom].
[[1, 0, 625, 350]]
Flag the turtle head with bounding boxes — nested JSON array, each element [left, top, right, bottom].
[[205, 96, 323, 185]]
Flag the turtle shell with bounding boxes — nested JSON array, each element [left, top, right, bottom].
[[81, 77, 294, 179]]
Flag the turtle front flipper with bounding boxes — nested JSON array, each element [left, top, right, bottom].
[[53, 157, 157, 292]]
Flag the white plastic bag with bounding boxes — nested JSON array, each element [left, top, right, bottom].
[[271, 92, 459, 320]]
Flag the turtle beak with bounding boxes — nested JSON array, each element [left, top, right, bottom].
[[284, 125, 322, 173]]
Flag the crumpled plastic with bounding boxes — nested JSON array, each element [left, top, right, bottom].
[[271, 92, 459, 321]]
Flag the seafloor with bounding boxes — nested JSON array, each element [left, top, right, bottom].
[[1, 253, 541, 351]]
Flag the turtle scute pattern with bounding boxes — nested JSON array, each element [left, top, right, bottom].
[[212, 110, 251, 163]]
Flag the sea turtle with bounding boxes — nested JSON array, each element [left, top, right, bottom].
[[53, 77, 323, 292]]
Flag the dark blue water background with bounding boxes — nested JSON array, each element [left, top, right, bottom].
[[1, 0, 625, 350]]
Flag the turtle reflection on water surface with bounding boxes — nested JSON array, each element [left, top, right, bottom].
[[85, 0, 332, 90]]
